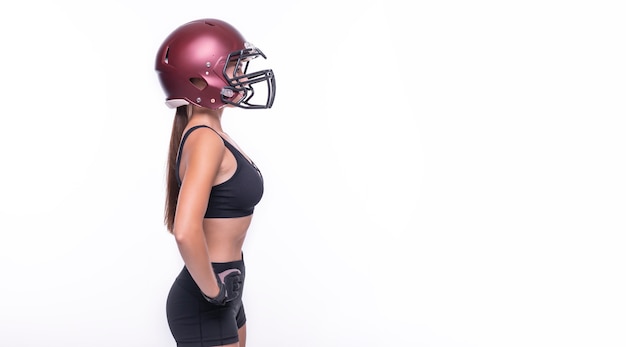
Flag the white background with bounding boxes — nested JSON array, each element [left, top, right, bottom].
[[1, 0, 625, 346]]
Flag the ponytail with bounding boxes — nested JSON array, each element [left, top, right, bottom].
[[164, 106, 189, 233]]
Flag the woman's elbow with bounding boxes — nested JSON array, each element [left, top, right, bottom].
[[172, 224, 202, 244]]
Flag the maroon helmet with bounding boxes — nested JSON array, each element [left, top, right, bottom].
[[155, 19, 276, 110]]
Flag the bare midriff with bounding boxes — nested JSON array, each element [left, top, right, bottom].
[[202, 215, 253, 262]]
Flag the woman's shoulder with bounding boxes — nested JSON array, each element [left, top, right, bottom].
[[180, 125, 226, 160]]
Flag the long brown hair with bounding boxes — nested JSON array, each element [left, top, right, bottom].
[[165, 106, 189, 233]]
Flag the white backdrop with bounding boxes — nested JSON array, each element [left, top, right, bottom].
[[1, 1, 625, 346]]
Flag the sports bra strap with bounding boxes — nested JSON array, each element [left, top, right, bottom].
[[175, 125, 224, 185]]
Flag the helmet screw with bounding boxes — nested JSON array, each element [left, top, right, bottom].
[[205, 71, 209, 75], [206, 62, 211, 68], [210, 98, 216, 103], [196, 97, 201, 103]]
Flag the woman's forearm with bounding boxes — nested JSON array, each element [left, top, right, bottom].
[[174, 227, 220, 297]]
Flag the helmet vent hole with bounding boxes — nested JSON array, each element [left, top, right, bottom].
[[190, 77, 208, 90], [204, 21, 216, 26], [164, 47, 170, 64]]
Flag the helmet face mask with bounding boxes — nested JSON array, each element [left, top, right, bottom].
[[155, 19, 276, 110], [221, 46, 276, 109]]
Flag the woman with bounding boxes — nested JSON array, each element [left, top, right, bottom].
[[155, 18, 276, 347]]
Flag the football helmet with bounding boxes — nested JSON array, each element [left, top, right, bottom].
[[155, 19, 276, 110]]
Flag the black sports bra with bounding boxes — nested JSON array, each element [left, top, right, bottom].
[[175, 125, 264, 218]]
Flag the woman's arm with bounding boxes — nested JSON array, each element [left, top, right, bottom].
[[173, 127, 225, 298]]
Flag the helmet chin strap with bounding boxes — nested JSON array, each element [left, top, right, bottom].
[[221, 88, 235, 97]]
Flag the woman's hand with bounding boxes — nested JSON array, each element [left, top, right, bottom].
[[202, 268, 243, 305]]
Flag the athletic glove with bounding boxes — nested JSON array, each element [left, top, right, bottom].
[[202, 268, 242, 305]]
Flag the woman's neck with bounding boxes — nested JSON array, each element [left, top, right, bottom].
[[188, 107, 225, 132]]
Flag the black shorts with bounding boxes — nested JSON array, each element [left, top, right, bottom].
[[166, 259, 246, 347]]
